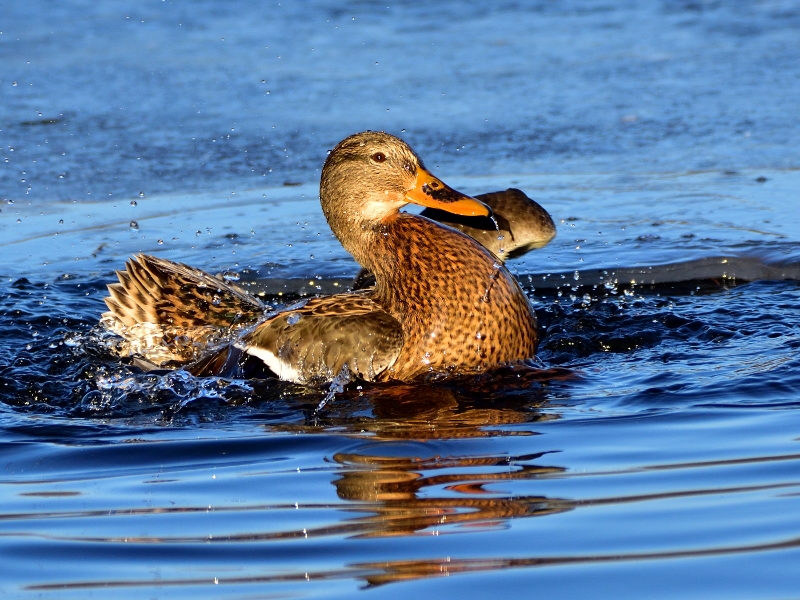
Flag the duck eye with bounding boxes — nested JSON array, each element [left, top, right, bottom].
[[371, 152, 386, 163]]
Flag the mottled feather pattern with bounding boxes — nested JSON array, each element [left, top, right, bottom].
[[352, 188, 556, 289], [369, 214, 537, 382], [101, 132, 540, 383], [102, 254, 268, 365]]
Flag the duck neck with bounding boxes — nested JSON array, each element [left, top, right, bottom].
[[324, 206, 391, 275], [363, 213, 498, 323]]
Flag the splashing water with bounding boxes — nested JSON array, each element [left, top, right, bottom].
[[482, 261, 503, 303], [316, 363, 351, 412]]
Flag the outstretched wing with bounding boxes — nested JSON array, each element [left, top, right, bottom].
[[102, 254, 268, 365], [239, 293, 403, 384], [104, 253, 266, 328]]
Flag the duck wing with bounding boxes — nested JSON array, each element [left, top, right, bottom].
[[102, 254, 267, 365], [104, 254, 266, 328], [236, 293, 402, 384]]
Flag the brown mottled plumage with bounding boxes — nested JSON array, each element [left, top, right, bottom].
[[358, 214, 536, 380], [352, 187, 557, 290], [102, 131, 538, 383], [102, 255, 265, 365], [242, 292, 402, 383]]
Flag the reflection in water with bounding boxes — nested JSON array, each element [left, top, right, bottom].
[[296, 365, 574, 440], [15, 375, 800, 594], [9, 324, 800, 593], [332, 450, 567, 538], [355, 535, 800, 587], [25, 474, 800, 592], [287, 376, 571, 540]]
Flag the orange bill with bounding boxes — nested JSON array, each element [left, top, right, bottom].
[[404, 167, 491, 217]]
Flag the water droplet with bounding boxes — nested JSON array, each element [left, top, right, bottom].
[[481, 262, 503, 303], [130, 200, 137, 206], [211, 295, 221, 306], [16, 218, 21, 223], [129, 220, 139, 231], [139, 191, 145, 197], [574, 270, 580, 281], [287, 313, 301, 325], [58, 219, 63, 225], [221, 271, 240, 282]]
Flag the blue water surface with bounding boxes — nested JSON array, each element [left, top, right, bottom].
[[1, 1, 800, 598]]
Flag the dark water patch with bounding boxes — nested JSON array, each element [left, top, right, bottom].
[[2, 271, 798, 427]]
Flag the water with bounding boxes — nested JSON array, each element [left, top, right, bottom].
[[2, 1, 800, 598]]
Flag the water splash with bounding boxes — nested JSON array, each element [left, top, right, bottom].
[[79, 367, 254, 416], [316, 363, 351, 412], [482, 261, 503, 303]]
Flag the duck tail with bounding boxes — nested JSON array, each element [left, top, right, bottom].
[[101, 254, 268, 366]]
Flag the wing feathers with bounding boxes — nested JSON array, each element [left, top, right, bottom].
[[102, 254, 268, 366], [242, 294, 402, 384]]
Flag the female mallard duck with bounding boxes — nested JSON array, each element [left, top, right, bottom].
[[102, 131, 538, 384]]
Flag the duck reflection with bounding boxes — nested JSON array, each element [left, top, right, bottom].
[[277, 369, 574, 541], [305, 365, 573, 440], [331, 449, 569, 539]]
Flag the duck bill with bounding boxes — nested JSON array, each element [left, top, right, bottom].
[[405, 168, 491, 217]]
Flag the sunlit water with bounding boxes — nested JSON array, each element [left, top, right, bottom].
[[2, 1, 800, 598]]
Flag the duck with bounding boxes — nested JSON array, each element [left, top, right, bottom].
[[422, 187, 556, 258], [102, 131, 538, 384], [351, 187, 556, 290]]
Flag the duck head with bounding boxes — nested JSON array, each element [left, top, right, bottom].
[[320, 132, 490, 246]]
